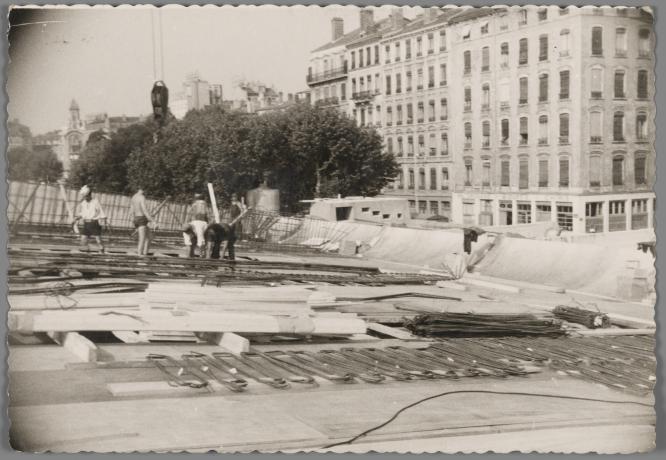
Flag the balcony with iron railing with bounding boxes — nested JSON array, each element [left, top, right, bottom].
[[351, 90, 379, 102], [315, 96, 341, 107], [306, 63, 348, 85]]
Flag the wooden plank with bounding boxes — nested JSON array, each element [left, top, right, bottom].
[[9, 310, 367, 335], [457, 277, 522, 293], [607, 314, 655, 329], [46, 331, 98, 362], [107, 381, 225, 397], [573, 328, 655, 337], [469, 273, 565, 293], [436, 280, 468, 291], [367, 322, 418, 340]]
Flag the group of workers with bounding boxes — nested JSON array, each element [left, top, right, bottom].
[[73, 185, 244, 260]]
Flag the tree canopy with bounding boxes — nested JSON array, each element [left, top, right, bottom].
[[7, 146, 63, 183], [127, 103, 397, 211], [67, 122, 156, 194]]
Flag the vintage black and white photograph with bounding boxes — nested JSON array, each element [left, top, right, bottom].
[[5, 3, 657, 453]]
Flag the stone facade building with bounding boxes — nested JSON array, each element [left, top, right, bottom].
[[307, 6, 655, 234]]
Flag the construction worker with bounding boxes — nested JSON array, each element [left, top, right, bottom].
[[183, 193, 209, 257], [229, 193, 244, 240], [204, 222, 236, 260], [74, 185, 107, 253], [130, 188, 154, 256]]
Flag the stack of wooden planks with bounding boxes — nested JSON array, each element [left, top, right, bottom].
[[7, 282, 367, 340]]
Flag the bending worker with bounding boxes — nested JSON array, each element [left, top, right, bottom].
[[74, 185, 107, 254], [204, 222, 237, 260], [182, 193, 210, 258]]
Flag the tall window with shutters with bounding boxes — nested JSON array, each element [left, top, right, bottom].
[[500, 42, 509, 68], [639, 29, 650, 57], [637, 70, 648, 99], [538, 115, 548, 145], [482, 121, 490, 148], [591, 68, 603, 98], [613, 112, 625, 142], [396, 137, 403, 157], [590, 111, 602, 143], [441, 167, 449, 190], [418, 168, 426, 190], [539, 73, 549, 102], [635, 154, 647, 186], [482, 84, 490, 109], [481, 47, 490, 71], [501, 119, 510, 145], [501, 160, 510, 186], [441, 133, 449, 155], [407, 136, 414, 156], [519, 158, 529, 189], [560, 70, 570, 99], [520, 117, 529, 145], [429, 168, 437, 190], [539, 34, 548, 61], [612, 156, 624, 186], [559, 158, 569, 187], [589, 155, 601, 187], [464, 50, 471, 75], [464, 87, 472, 111], [636, 112, 648, 141], [439, 63, 447, 86], [464, 122, 472, 148], [634, 153, 647, 186], [614, 70, 626, 98], [591, 27, 603, 56], [519, 77, 528, 104], [406, 103, 413, 124], [559, 113, 569, 144], [539, 159, 549, 187], [615, 28, 627, 56], [418, 135, 425, 156], [464, 160, 473, 186], [408, 168, 415, 189], [482, 161, 491, 186], [428, 66, 435, 88], [429, 133, 436, 156], [440, 98, 448, 120], [519, 38, 528, 65]]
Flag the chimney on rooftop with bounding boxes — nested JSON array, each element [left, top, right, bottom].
[[331, 17, 344, 41], [360, 8, 374, 32], [390, 8, 404, 29]]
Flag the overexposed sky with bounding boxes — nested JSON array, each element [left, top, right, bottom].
[[8, 5, 420, 134]]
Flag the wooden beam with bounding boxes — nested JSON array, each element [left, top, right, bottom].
[[572, 328, 655, 337], [607, 314, 655, 330], [47, 331, 98, 362], [207, 183, 220, 224], [204, 332, 251, 355], [367, 322, 418, 340], [457, 277, 522, 293], [10, 310, 366, 335]]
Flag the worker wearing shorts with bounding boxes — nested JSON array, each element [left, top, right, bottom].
[[183, 193, 210, 257], [75, 185, 107, 253], [130, 189, 154, 256]]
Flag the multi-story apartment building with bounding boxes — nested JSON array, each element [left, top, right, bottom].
[[307, 6, 655, 234]]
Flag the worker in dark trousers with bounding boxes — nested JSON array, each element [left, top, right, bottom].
[[229, 194, 244, 240], [204, 222, 237, 260]]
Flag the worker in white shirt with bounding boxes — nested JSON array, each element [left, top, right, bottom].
[[74, 185, 107, 253]]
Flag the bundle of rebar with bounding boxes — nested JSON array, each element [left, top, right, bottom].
[[404, 312, 565, 338], [552, 305, 611, 329]]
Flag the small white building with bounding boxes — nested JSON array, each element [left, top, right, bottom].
[[305, 196, 411, 224]]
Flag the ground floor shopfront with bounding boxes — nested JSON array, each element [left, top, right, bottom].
[[451, 191, 655, 235]]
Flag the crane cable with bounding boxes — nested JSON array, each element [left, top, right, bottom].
[[150, 8, 165, 81]]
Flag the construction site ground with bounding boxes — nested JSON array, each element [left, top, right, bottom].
[[6, 235, 656, 453]]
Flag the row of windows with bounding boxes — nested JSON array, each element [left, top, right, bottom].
[[386, 133, 449, 157], [459, 152, 649, 190], [385, 99, 448, 126], [384, 64, 447, 95], [382, 30, 448, 66], [394, 167, 450, 191], [591, 26, 651, 58], [589, 68, 649, 100], [462, 111, 649, 148]]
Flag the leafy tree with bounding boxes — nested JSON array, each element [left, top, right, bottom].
[[127, 103, 398, 211], [7, 146, 63, 183], [68, 121, 156, 193]]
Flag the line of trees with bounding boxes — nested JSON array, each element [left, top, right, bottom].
[[7, 146, 64, 183], [67, 103, 398, 212]]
